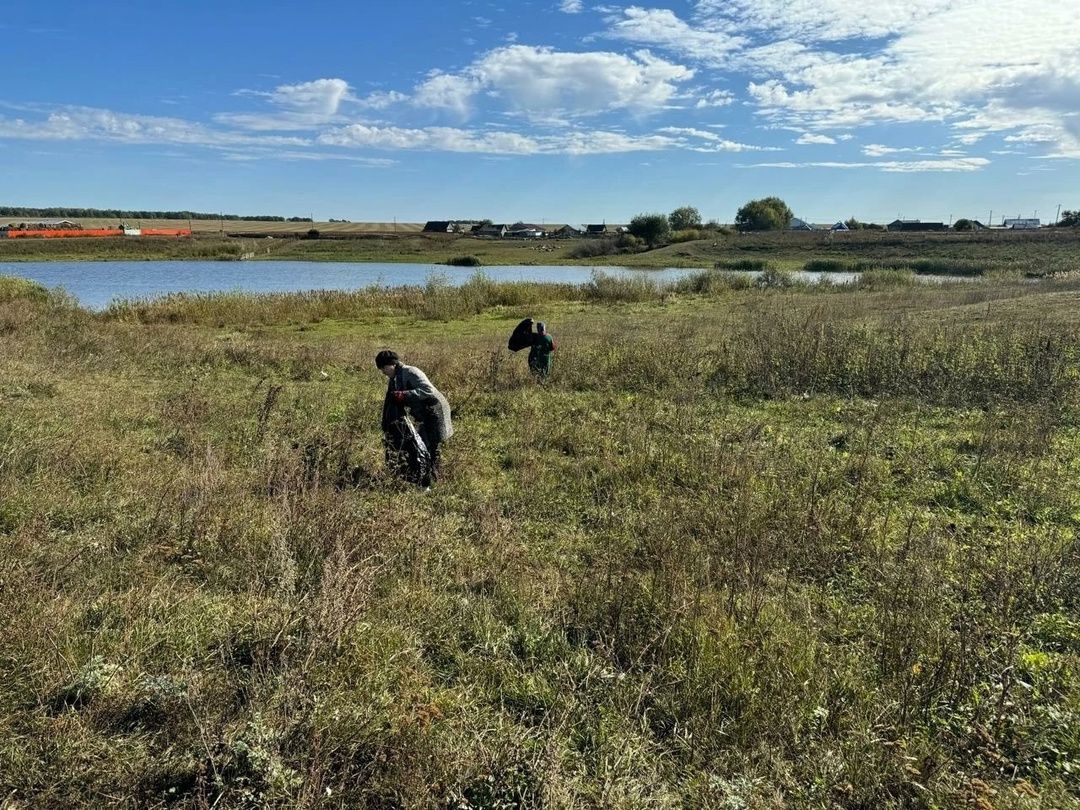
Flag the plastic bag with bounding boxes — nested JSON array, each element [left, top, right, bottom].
[[508, 318, 534, 352]]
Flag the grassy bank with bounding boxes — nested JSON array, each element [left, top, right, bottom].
[[3, 228, 1080, 276], [1, 274, 1079, 807]]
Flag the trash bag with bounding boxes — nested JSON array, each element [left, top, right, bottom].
[[508, 318, 534, 352], [383, 417, 431, 485], [381, 389, 431, 485]]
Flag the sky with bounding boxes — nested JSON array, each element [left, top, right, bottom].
[[2, 0, 1077, 225]]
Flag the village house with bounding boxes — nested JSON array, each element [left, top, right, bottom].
[[507, 222, 544, 238], [887, 219, 947, 232], [476, 223, 509, 238], [422, 221, 454, 233], [1003, 218, 1040, 229]]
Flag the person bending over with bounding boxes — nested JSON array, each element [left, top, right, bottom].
[[376, 350, 453, 486]]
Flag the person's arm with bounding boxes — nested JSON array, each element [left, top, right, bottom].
[[399, 366, 440, 403]]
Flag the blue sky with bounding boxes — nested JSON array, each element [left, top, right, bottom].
[[2, 0, 1077, 224]]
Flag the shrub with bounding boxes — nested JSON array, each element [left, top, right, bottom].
[[0, 276, 50, 304], [567, 239, 616, 259], [446, 255, 482, 267], [755, 267, 797, 288], [669, 229, 705, 244], [715, 259, 769, 271], [628, 213, 670, 248], [669, 206, 702, 231], [734, 197, 793, 231], [804, 259, 852, 273], [855, 268, 917, 289]]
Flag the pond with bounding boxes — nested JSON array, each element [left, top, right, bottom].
[[0, 261, 966, 310]]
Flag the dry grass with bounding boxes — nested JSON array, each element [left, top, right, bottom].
[[0, 274, 1079, 807]]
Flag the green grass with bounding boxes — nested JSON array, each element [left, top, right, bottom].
[[1, 273, 1080, 806], [5, 228, 1080, 276]]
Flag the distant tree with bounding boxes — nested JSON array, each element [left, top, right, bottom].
[[734, 197, 793, 231], [1059, 210, 1080, 227], [845, 217, 883, 230], [953, 218, 975, 231], [628, 213, 670, 247], [669, 205, 702, 231]]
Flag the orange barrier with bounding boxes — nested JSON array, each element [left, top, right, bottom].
[[140, 228, 192, 237], [5, 229, 123, 238]]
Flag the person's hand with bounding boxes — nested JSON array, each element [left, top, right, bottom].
[[392, 390, 408, 404]]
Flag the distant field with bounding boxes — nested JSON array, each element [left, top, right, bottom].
[[3, 224, 1079, 276], [6, 218, 426, 235]]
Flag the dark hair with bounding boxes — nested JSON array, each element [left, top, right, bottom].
[[375, 350, 400, 368]]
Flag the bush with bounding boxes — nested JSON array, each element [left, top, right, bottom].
[[568, 239, 616, 259], [669, 206, 702, 231], [628, 213, 670, 248], [584, 271, 661, 303], [734, 197, 793, 231], [855, 268, 917, 289], [755, 267, 797, 288], [804, 259, 852, 273], [304, 229, 321, 240], [672, 270, 753, 293], [446, 255, 482, 267], [0, 276, 50, 304], [715, 259, 769, 271], [669, 229, 705, 244]]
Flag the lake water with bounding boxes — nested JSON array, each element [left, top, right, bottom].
[[0, 260, 958, 311]]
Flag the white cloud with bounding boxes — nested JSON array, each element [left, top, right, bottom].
[[412, 72, 482, 116], [606, 7, 744, 66], [0, 106, 309, 147], [221, 78, 358, 130], [796, 132, 835, 145], [697, 0, 953, 42], [412, 45, 694, 119], [602, 0, 1080, 158], [862, 143, 920, 157], [559, 0, 583, 12], [658, 126, 781, 151], [269, 78, 351, 114], [695, 89, 734, 108], [742, 157, 990, 172], [222, 151, 397, 166], [319, 123, 687, 154]]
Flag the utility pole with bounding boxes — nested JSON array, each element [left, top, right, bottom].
[[1056, 204, 1062, 225]]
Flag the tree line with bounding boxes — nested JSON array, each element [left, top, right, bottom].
[[628, 199, 1080, 247], [0, 207, 312, 222], [626, 198, 798, 247]]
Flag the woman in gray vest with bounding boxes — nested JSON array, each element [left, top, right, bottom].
[[376, 350, 453, 486]]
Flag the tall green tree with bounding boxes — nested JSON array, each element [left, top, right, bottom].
[[734, 197, 794, 231], [628, 213, 671, 247], [668, 206, 702, 231], [1059, 210, 1080, 227]]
